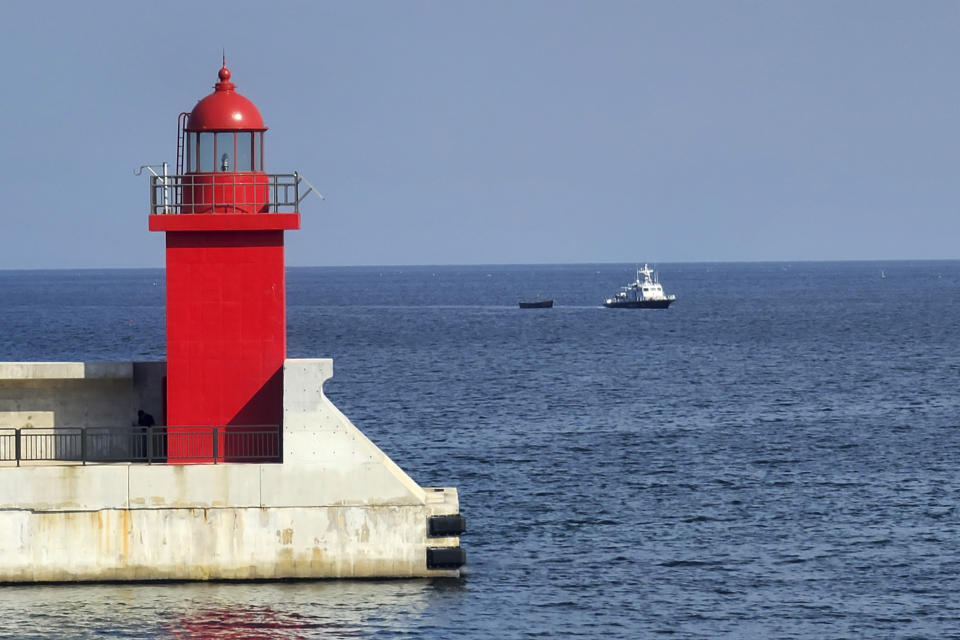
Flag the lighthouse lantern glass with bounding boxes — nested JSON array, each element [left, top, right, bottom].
[[198, 133, 214, 172], [185, 131, 263, 173], [237, 133, 252, 172], [215, 132, 233, 171], [185, 134, 194, 172]]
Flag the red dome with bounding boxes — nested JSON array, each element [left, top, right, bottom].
[[186, 65, 267, 132]]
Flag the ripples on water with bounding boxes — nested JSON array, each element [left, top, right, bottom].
[[0, 262, 958, 638], [1, 581, 464, 638]]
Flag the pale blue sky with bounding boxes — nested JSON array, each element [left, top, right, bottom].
[[0, 1, 957, 268]]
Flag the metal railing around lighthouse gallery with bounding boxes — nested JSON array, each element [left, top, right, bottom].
[[0, 426, 281, 465], [146, 171, 319, 215]]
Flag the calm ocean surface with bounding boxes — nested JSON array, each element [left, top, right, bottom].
[[0, 261, 958, 639]]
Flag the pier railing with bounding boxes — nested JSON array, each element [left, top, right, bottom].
[[0, 426, 281, 465]]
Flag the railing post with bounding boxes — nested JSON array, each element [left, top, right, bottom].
[[146, 425, 153, 464], [212, 426, 219, 464], [161, 161, 169, 213], [15, 428, 20, 467], [81, 427, 87, 465]]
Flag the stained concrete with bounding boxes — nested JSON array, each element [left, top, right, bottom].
[[0, 358, 463, 581]]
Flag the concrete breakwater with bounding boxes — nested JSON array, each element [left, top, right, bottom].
[[0, 359, 465, 581]]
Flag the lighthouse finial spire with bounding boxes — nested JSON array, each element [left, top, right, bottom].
[[216, 53, 234, 91]]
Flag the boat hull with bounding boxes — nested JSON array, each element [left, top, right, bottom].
[[603, 299, 673, 309], [519, 300, 554, 309]]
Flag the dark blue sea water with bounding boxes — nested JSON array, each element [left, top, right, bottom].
[[0, 261, 958, 639]]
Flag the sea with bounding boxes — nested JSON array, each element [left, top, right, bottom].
[[0, 261, 958, 639]]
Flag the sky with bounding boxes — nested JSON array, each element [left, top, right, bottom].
[[0, 0, 957, 269]]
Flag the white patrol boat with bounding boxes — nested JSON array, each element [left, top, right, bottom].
[[603, 264, 676, 309]]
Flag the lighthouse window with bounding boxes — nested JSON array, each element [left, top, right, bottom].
[[185, 133, 195, 172], [215, 132, 234, 172], [198, 132, 214, 172], [236, 132, 252, 172], [253, 132, 263, 171]]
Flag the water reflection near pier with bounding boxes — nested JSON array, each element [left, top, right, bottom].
[[1, 579, 467, 639]]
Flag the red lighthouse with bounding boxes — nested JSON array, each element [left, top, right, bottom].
[[149, 63, 304, 461]]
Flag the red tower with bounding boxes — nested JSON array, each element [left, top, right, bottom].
[[149, 64, 302, 462]]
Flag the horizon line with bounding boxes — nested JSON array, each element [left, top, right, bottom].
[[1, 257, 958, 273]]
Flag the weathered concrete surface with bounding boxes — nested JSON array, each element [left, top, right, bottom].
[[0, 410, 53, 429], [0, 465, 129, 511], [0, 362, 131, 380], [0, 464, 459, 514], [129, 464, 262, 509], [0, 505, 453, 581], [271, 358, 426, 506], [0, 358, 463, 581], [0, 361, 165, 430]]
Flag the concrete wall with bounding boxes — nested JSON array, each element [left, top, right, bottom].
[[276, 358, 426, 505], [0, 462, 460, 580], [0, 362, 165, 430], [0, 358, 463, 581], [0, 361, 166, 462], [0, 505, 453, 581]]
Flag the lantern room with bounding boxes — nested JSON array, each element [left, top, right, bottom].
[[176, 64, 270, 214], [181, 66, 266, 174]]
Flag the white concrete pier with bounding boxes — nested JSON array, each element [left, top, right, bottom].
[[0, 358, 464, 581]]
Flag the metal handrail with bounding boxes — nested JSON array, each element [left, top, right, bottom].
[[148, 173, 305, 215], [0, 426, 281, 465]]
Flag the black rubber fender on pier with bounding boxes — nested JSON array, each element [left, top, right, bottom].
[[427, 546, 467, 570], [428, 514, 467, 537]]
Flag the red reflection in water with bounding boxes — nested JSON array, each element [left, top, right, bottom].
[[168, 607, 357, 639]]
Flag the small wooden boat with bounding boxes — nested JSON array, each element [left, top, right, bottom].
[[518, 299, 554, 309]]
